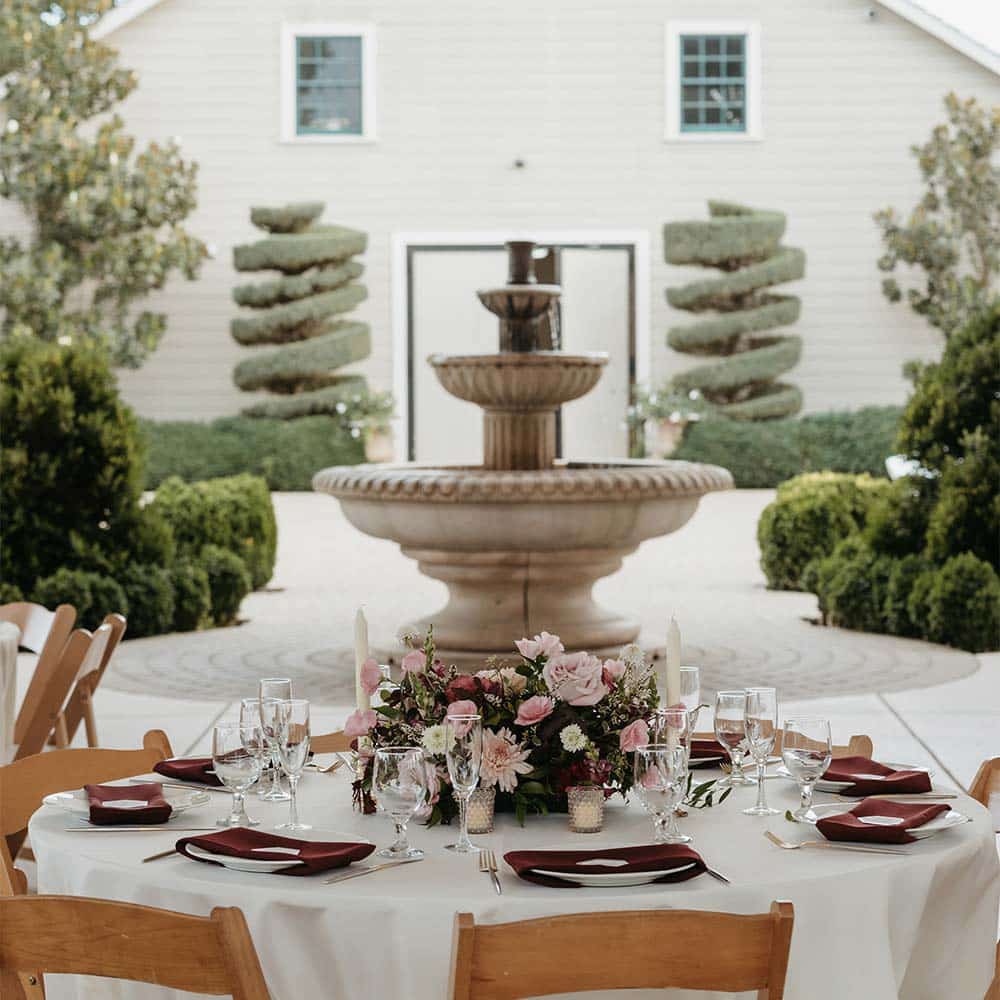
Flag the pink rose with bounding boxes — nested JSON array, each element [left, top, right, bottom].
[[619, 718, 650, 753], [446, 699, 479, 718], [514, 694, 555, 726], [359, 656, 383, 696], [401, 650, 426, 675], [344, 708, 377, 739], [515, 631, 565, 661], [542, 651, 608, 706], [602, 658, 626, 686]]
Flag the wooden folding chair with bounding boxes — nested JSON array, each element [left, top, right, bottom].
[[0, 895, 271, 1000], [694, 730, 873, 759], [0, 603, 75, 748], [969, 759, 1000, 1000], [311, 730, 351, 753], [449, 902, 794, 999]]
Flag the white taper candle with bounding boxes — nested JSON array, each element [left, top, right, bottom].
[[354, 608, 370, 711], [666, 616, 681, 708]]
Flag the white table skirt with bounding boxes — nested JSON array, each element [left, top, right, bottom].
[[31, 767, 1000, 1000], [0, 622, 19, 764]]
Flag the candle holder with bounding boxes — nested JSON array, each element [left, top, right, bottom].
[[567, 785, 604, 833], [466, 787, 496, 834]]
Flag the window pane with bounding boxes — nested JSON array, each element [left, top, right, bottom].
[[683, 107, 701, 124], [725, 105, 744, 126], [296, 35, 364, 135], [705, 37, 721, 55], [682, 37, 698, 56], [726, 36, 743, 55], [682, 59, 700, 77], [705, 60, 721, 76], [682, 85, 701, 102], [678, 33, 747, 132], [705, 107, 721, 124], [297, 38, 316, 58], [725, 59, 743, 78]]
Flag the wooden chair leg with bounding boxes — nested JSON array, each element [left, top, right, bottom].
[[83, 693, 98, 748], [53, 713, 69, 749]]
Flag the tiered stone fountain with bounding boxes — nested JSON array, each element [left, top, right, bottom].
[[314, 241, 732, 667]]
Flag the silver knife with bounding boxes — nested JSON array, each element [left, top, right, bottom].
[[704, 866, 730, 884], [322, 857, 422, 884], [129, 778, 226, 794]]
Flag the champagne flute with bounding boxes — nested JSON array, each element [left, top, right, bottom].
[[679, 665, 701, 730], [634, 744, 689, 844], [743, 687, 780, 816], [275, 699, 311, 831], [373, 747, 427, 860], [258, 678, 292, 801], [212, 722, 261, 828], [714, 690, 753, 786], [444, 714, 482, 854], [782, 717, 833, 820]]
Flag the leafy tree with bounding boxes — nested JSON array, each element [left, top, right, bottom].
[[875, 93, 999, 338], [0, 0, 207, 366]]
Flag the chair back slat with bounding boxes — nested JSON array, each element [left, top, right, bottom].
[[694, 730, 873, 759], [311, 730, 351, 753], [450, 903, 794, 999], [60, 613, 125, 747]]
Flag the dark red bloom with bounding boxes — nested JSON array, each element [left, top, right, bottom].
[[445, 674, 480, 702]]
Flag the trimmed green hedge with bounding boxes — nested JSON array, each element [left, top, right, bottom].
[[141, 415, 364, 491], [672, 407, 903, 487]]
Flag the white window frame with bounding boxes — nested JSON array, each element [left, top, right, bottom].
[[280, 23, 376, 144], [664, 20, 762, 142]]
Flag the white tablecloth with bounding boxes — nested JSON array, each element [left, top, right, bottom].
[[0, 621, 19, 764], [31, 767, 1000, 1000]]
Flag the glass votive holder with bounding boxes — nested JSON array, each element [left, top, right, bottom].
[[567, 785, 605, 833], [467, 787, 496, 834]]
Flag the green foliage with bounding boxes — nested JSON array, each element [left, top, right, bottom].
[[0, 583, 24, 604], [199, 545, 252, 626], [231, 286, 367, 345], [118, 564, 174, 639], [0, 0, 206, 366], [33, 567, 127, 632], [169, 560, 212, 632], [233, 261, 363, 309], [884, 555, 930, 638], [249, 202, 324, 234], [875, 94, 999, 338], [140, 414, 365, 490], [663, 202, 805, 420], [672, 407, 902, 487], [864, 476, 938, 557], [821, 544, 895, 634], [232, 225, 366, 273], [920, 554, 1000, 653]]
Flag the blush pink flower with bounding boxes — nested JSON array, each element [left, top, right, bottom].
[[542, 651, 608, 706], [343, 708, 377, 739], [515, 631, 565, 661], [400, 650, 426, 675], [602, 658, 627, 687], [359, 656, 382, 696], [619, 718, 650, 752], [446, 699, 478, 718], [480, 727, 533, 793], [514, 694, 555, 727]]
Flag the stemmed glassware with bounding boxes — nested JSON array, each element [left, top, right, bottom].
[[274, 699, 311, 831], [679, 665, 701, 729], [714, 690, 753, 786], [257, 678, 292, 801], [212, 722, 262, 828], [782, 717, 833, 820], [633, 744, 690, 844], [443, 714, 483, 854], [743, 687, 780, 816], [372, 747, 427, 860]]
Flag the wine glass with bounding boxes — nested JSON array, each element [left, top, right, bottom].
[[714, 690, 753, 786], [444, 714, 482, 854], [652, 705, 690, 756], [212, 722, 261, 828], [743, 687, 780, 816], [782, 717, 833, 820], [372, 747, 427, 860], [258, 678, 292, 801], [634, 744, 690, 844], [679, 665, 701, 729], [274, 699, 311, 831]]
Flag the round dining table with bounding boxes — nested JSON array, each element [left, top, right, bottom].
[[31, 764, 1000, 1000]]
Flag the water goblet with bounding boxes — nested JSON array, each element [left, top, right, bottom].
[[212, 722, 262, 828], [679, 665, 701, 729], [372, 747, 427, 860], [714, 690, 753, 786], [782, 717, 833, 820], [444, 714, 483, 854], [275, 699, 311, 831], [634, 744, 690, 844], [258, 678, 292, 802], [742, 687, 780, 816]]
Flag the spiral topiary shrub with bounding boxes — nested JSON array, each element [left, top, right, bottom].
[[231, 202, 370, 420], [663, 201, 806, 420]]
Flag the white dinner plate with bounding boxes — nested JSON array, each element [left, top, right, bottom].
[[804, 803, 968, 840], [533, 863, 698, 887], [181, 829, 371, 874], [776, 762, 932, 793], [44, 786, 210, 818], [689, 755, 726, 769]]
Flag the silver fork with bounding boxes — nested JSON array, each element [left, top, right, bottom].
[[479, 848, 502, 895], [765, 830, 908, 856]]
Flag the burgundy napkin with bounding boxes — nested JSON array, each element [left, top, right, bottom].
[[504, 844, 706, 889], [154, 757, 224, 787], [817, 798, 951, 845], [689, 739, 728, 766], [823, 756, 932, 796], [85, 782, 172, 826], [175, 828, 374, 876]]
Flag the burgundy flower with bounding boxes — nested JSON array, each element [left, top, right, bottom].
[[445, 674, 480, 702]]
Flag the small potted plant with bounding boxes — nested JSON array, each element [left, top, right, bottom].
[[336, 389, 396, 463], [627, 386, 713, 459]]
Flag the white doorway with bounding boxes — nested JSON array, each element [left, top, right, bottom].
[[391, 231, 650, 463]]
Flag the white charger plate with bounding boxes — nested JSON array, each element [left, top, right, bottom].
[[534, 862, 699, 887], [181, 829, 371, 874], [776, 761, 932, 793], [44, 786, 210, 818], [805, 803, 968, 840]]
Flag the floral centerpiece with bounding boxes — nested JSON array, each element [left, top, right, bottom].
[[345, 628, 660, 824]]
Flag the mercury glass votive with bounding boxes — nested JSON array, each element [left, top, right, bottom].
[[466, 787, 496, 834], [567, 785, 605, 833]]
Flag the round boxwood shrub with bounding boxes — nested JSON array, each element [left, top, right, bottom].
[[0, 583, 24, 605], [821, 544, 894, 634], [33, 568, 128, 632], [882, 555, 930, 638], [119, 565, 175, 639], [170, 560, 212, 632], [920, 553, 1000, 653], [864, 476, 937, 557], [200, 545, 252, 626]]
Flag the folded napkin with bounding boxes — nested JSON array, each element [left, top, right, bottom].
[[175, 828, 374, 876], [817, 799, 951, 845], [823, 756, 932, 796], [504, 844, 706, 889], [689, 738, 728, 763], [154, 757, 224, 787], [85, 782, 172, 826]]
